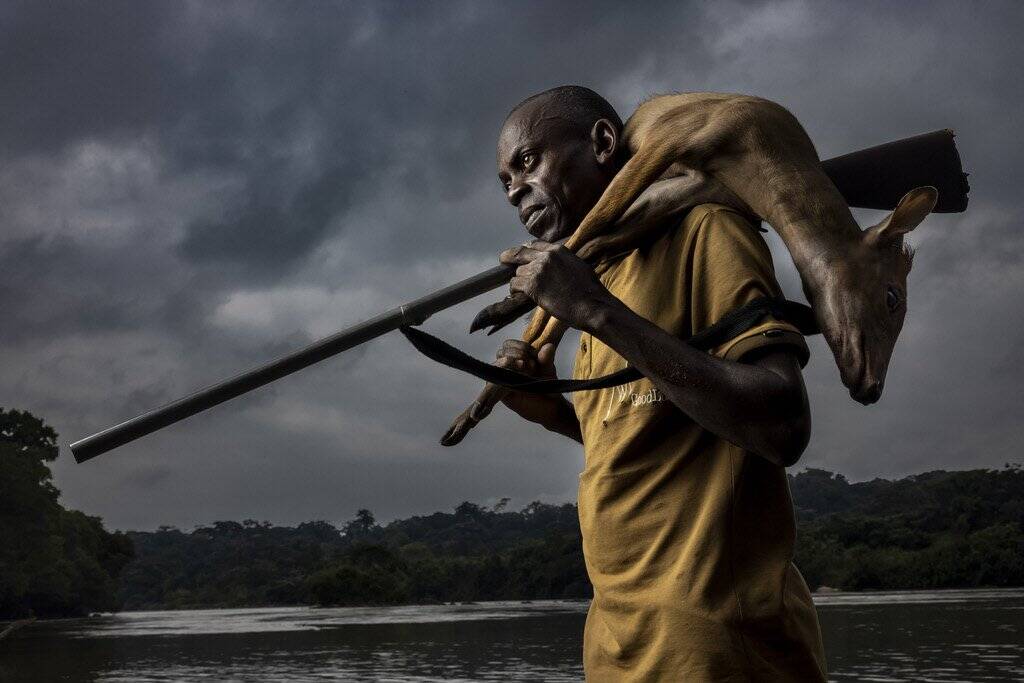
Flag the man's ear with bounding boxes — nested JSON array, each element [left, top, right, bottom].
[[591, 118, 619, 167], [865, 186, 938, 246]]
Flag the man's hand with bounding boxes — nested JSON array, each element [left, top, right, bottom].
[[496, 340, 556, 421], [439, 337, 582, 446], [499, 241, 613, 333], [494, 339, 582, 442]]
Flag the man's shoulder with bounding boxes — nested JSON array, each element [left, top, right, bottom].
[[673, 202, 769, 258], [662, 202, 780, 288], [623, 203, 770, 282], [682, 202, 760, 232]]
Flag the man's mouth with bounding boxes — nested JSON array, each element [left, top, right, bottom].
[[523, 206, 547, 233]]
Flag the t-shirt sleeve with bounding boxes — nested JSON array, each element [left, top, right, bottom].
[[687, 206, 810, 367]]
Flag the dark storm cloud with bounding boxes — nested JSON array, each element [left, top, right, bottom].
[[0, 2, 177, 155], [178, 163, 364, 274], [0, 233, 168, 341], [1, 0, 1022, 530]]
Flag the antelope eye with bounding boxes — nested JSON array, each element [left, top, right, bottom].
[[886, 286, 901, 312]]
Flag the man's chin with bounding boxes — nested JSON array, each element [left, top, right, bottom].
[[530, 220, 569, 243]]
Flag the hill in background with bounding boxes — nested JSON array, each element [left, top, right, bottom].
[[119, 466, 1024, 610]]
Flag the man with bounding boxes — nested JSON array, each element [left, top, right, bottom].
[[484, 85, 827, 681]]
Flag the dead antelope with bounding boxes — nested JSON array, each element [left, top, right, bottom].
[[443, 92, 940, 445]]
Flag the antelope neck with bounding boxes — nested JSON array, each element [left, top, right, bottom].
[[775, 214, 860, 280]]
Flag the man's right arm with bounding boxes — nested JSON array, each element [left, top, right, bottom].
[[495, 340, 582, 443]]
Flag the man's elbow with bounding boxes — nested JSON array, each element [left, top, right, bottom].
[[751, 398, 811, 467], [746, 349, 811, 467], [771, 410, 811, 468]]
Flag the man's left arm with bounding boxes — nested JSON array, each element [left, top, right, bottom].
[[502, 221, 810, 467], [586, 304, 810, 467]]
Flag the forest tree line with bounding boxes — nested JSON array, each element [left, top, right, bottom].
[[120, 466, 1024, 609], [2, 408, 1022, 618]]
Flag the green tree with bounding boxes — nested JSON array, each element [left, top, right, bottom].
[[0, 408, 132, 618], [342, 509, 378, 541]]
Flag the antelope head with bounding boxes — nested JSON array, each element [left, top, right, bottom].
[[810, 187, 937, 405]]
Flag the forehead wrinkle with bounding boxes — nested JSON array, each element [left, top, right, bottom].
[[497, 111, 577, 171], [523, 109, 577, 143]]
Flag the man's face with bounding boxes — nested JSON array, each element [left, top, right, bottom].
[[497, 106, 610, 242]]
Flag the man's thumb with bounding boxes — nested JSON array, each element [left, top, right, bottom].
[[537, 342, 556, 367]]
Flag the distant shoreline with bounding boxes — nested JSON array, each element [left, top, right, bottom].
[[8, 587, 1024, 625]]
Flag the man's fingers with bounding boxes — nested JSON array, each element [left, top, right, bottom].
[[499, 245, 541, 265], [536, 342, 557, 367], [515, 261, 541, 278], [496, 339, 554, 377], [498, 339, 534, 359], [509, 275, 532, 297], [496, 356, 530, 372], [499, 240, 558, 264]]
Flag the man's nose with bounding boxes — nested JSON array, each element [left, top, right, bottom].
[[507, 180, 529, 206]]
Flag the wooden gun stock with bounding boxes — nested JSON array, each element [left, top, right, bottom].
[[824, 129, 969, 213]]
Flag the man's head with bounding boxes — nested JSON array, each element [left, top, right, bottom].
[[498, 85, 624, 241]]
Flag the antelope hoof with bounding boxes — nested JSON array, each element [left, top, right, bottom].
[[440, 408, 476, 447], [440, 393, 502, 446], [470, 294, 535, 335]]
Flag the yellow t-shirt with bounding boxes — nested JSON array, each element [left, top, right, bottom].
[[572, 204, 826, 682]]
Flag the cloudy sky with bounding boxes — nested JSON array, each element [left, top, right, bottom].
[[2, 1, 1021, 530]]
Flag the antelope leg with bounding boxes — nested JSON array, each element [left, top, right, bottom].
[[470, 292, 536, 335], [536, 315, 569, 348], [440, 382, 508, 446], [440, 319, 567, 446]]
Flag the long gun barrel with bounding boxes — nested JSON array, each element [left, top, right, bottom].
[[70, 129, 967, 463], [70, 265, 515, 462]]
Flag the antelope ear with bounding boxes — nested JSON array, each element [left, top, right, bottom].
[[867, 186, 938, 246]]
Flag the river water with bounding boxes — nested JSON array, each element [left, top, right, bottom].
[[2, 588, 1021, 681]]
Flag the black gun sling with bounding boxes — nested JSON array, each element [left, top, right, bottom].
[[400, 296, 819, 394]]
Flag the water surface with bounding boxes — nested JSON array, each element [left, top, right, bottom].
[[2, 588, 1021, 681]]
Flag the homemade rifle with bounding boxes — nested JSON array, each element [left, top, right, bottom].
[[71, 129, 967, 463]]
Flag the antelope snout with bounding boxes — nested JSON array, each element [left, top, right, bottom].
[[852, 379, 883, 405]]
